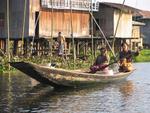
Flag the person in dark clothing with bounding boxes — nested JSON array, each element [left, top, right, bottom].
[[90, 47, 110, 73], [119, 42, 139, 72]]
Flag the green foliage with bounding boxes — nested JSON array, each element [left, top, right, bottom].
[[134, 49, 150, 62], [0, 56, 13, 72], [1, 49, 149, 72]]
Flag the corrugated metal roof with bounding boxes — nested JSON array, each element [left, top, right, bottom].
[[100, 2, 139, 13], [41, 0, 99, 11], [139, 10, 150, 19], [132, 21, 145, 26]]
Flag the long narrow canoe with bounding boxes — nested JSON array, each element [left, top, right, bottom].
[[10, 62, 134, 88]]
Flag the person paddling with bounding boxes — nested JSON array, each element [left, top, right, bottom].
[[119, 42, 139, 72], [90, 47, 111, 73]]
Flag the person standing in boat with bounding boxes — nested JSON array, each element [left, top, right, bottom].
[[90, 47, 110, 73], [57, 32, 66, 56], [119, 42, 139, 72]]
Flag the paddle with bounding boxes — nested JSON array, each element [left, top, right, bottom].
[[99, 51, 139, 70], [90, 50, 139, 73], [98, 60, 118, 70]]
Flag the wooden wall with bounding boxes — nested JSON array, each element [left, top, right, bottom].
[[0, 0, 6, 38], [131, 25, 142, 49], [114, 10, 132, 38], [29, 0, 40, 37], [0, 0, 90, 38], [140, 19, 150, 46], [29, 0, 90, 38], [93, 4, 133, 38], [0, 0, 30, 38], [39, 10, 89, 38], [93, 5, 114, 37], [132, 26, 140, 38]]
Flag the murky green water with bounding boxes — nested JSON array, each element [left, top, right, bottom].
[[0, 63, 150, 113]]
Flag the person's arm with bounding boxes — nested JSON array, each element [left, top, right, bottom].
[[57, 36, 59, 41], [132, 50, 139, 56], [93, 57, 97, 66], [127, 50, 139, 59], [93, 55, 100, 65], [125, 50, 139, 62], [63, 36, 65, 42], [105, 54, 110, 63]]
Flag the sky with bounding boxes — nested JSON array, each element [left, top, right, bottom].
[[96, 0, 150, 11]]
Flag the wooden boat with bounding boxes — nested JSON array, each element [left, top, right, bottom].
[[10, 61, 134, 88]]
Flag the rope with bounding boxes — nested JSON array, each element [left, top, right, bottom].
[[21, 0, 27, 54]]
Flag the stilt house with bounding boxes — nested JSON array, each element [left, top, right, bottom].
[[0, 0, 99, 55]]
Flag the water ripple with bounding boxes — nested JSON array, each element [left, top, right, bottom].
[[1, 63, 150, 113]]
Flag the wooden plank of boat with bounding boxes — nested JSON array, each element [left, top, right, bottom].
[[10, 61, 134, 88]]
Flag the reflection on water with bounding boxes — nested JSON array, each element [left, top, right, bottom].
[[119, 81, 134, 97], [1, 63, 150, 113]]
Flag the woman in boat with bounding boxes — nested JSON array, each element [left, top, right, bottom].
[[119, 42, 139, 72], [57, 32, 66, 55], [90, 47, 110, 73]]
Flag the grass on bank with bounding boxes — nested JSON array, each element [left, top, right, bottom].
[[134, 49, 150, 62], [1, 49, 150, 72]]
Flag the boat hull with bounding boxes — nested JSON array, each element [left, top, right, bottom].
[[10, 62, 134, 88]]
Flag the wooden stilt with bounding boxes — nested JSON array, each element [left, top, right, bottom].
[[4, 39, 7, 53], [74, 39, 76, 60], [37, 41, 40, 56], [83, 40, 86, 55], [91, 1, 94, 64], [77, 40, 80, 56], [50, 0, 54, 57], [0, 40, 1, 49], [85, 41, 88, 55], [13, 40, 18, 55], [94, 40, 96, 57], [70, 1, 76, 68], [7, 0, 10, 70]]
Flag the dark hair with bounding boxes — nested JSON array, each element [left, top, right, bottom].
[[121, 42, 129, 47], [58, 32, 61, 34], [100, 47, 106, 52]]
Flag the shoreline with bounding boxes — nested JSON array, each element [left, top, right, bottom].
[[0, 49, 150, 72]]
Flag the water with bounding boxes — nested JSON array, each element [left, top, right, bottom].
[[0, 63, 150, 113]]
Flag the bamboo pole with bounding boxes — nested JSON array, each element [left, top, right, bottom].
[[70, 0, 76, 69], [112, 0, 126, 52], [83, 1, 117, 60], [83, 1, 119, 66], [21, 0, 27, 55], [90, 0, 94, 63], [31, 11, 41, 55], [50, 0, 54, 57], [7, 0, 10, 70]]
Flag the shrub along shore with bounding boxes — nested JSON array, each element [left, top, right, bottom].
[[0, 49, 150, 72]]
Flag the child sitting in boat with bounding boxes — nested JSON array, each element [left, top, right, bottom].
[[119, 42, 139, 72], [90, 47, 113, 75]]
